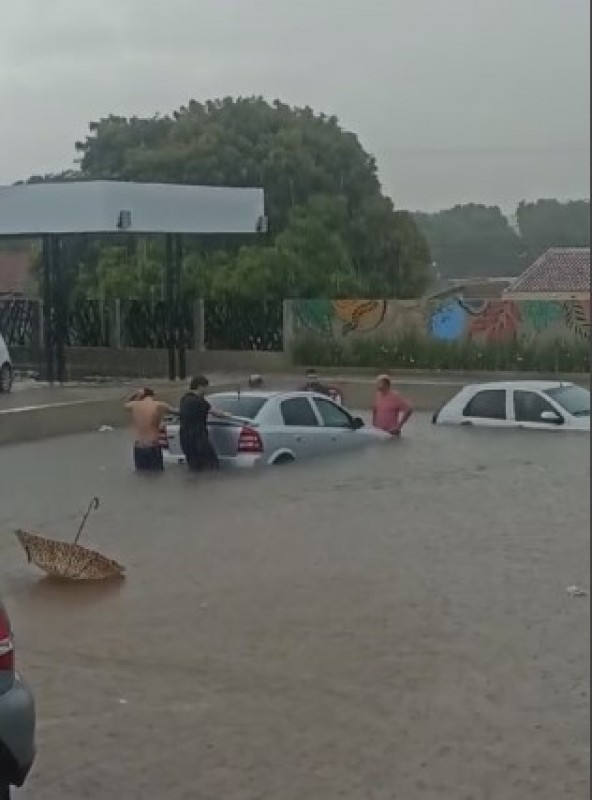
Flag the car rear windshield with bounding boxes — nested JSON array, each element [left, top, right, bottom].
[[545, 386, 590, 417], [208, 395, 267, 420]]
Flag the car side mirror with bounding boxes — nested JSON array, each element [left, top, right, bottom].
[[540, 410, 563, 425], [351, 416, 364, 430]]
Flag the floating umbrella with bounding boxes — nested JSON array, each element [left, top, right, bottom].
[[14, 497, 125, 581]]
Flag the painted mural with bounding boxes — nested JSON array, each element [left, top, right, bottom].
[[291, 297, 590, 347], [292, 298, 387, 338], [563, 300, 591, 339]]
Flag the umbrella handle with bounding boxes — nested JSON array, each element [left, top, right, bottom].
[[73, 497, 100, 544]]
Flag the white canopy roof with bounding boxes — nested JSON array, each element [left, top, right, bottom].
[[0, 181, 265, 235]]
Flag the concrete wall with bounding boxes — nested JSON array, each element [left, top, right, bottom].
[[2, 372, 589, 446]]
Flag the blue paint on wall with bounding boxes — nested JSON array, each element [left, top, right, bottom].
[[428, 300, 467, 341]]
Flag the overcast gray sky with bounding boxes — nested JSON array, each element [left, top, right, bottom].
[[0, 0, 589, 211]]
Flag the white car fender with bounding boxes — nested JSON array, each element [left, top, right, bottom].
[[268, 448, 297, 465]]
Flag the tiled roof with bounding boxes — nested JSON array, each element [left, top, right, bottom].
[[0, 251, 34, 294], [506, 247, 590, 294]]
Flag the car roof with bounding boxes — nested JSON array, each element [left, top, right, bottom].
[[464, 380, 575, 392], [209, 390, 334, 400], [209, 390, 281, 399]]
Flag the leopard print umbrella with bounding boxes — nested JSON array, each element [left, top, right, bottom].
[[14, 497, 124, 581], [14, 530, 125, 580]]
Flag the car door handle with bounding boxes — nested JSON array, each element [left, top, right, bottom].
[[295, 436, 303, 442]]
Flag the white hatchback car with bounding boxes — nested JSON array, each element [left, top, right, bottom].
[[433, 381, 590, 432], [0, 334, 12, 393]]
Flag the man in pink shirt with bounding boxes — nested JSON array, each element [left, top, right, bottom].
[[372, 374, 413, 435]]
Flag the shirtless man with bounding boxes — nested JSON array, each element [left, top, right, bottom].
[[124, 388, 173, 471]]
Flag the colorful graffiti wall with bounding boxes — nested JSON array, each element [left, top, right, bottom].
[[291, 297, 591, 346]]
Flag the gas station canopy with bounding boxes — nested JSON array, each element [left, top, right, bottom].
[[0, 180, 266, 383], [0, 180, 265, 236]]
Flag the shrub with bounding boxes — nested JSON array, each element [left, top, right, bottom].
[[291, 334, 590, 373]]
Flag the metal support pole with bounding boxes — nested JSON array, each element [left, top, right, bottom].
[[165, 233, 176, 381], [175, 235, 186, 380], [42, 235, 54, 383], [53, 237, 67, 384]]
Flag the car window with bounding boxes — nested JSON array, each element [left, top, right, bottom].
[[313, 398, 353, 428], [281, 397, 319, 427], [514, 391, 561, 423], [545, 385, 590, 417], [207, 395, 267, 420], [463, 389, 506, 420]]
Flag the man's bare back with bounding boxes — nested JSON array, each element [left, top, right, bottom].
[[125, 389, 172, 445]]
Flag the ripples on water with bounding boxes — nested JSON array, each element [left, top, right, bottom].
[[0, 415, 588, 602], [1, 416, 589, 799]]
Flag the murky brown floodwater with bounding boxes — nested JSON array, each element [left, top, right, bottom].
[[1, 416, 589, 799]]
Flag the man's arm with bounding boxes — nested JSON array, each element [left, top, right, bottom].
[[156, 402, 176, 422], [209, 407, 232, 419], [394, 396, 413, 433], [124, 389, 142, 410]]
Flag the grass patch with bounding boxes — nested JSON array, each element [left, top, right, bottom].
[[292, 334, 590, 373]]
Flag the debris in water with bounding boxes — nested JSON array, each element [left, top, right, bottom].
[[98, 425, 114, 433], [566, 585, 587, 598]]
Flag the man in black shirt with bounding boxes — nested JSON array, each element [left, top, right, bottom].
[[300, 369, 332, 397], [179, 376, 231, 471]]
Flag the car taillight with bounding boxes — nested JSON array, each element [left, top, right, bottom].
[[157, 425, 168, 449], [238, 426, 263, 454], [0, 608, 15, 673]]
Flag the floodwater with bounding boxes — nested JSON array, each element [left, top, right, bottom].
[[1, 417, 589, 799]]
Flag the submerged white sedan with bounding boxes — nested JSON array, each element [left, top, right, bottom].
[[432, 381, 590, 432]]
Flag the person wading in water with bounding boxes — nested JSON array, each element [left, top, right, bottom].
[[300, 368, 332, 396], [371, 374, 413, 436], [179, 376, 232, 472], [124, 387, 173, 471]]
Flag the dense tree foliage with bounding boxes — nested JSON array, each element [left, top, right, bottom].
[[17, 98, 589, 294], [414, 204, 524, 279], [516, 199, 590, 260], [65, 97, 431, 298], [414, 199, 590, 280]]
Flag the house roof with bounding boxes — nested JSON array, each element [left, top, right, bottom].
[[0, 181, 265, 236], [0, 251, 33, 294], [505, 247, 590, 295], [427, 276, 515, 300]]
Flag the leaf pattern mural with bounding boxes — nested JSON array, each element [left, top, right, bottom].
[[468, 301, 521, 343], [522, 300, 563, 333], [563, 301, 590, 339], [292, 298, 333, 337], [332, 299, 387, 335]]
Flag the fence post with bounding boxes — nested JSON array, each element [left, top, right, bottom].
[[282, 299, 294, 356], [194, 299, 205, 351], [38, 300, 44, 349], [112, 299, 122, 348]]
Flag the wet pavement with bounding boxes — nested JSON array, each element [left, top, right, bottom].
[[1, 417, 589, 799]]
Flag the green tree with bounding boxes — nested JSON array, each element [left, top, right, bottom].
[[516, 199, 590, 260], [66, 97, 430, 298], [414, 204, 523, 279]]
